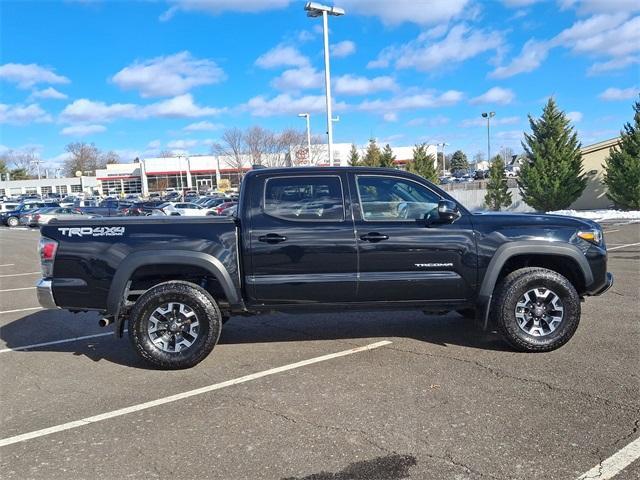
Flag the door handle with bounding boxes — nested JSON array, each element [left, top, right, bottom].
[[360, 232, 389, 242], [258, 233, 287, 244]]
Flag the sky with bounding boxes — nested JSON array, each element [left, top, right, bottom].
[[0, 0, 639, 170]]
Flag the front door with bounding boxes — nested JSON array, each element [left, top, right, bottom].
[[246, 172, 358, 305], [350, 173, 476, 303]]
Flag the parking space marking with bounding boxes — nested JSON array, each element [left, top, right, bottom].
[[0, 340, 392, 447], [0, 330, 120, 353], [0, 264, 15, 267], [608, 242, 640, 252], [0, 272, 40, 278], [0, 287, 36, 293], [0, 307, 42, 315], [577, 436, 640, 480], [603, 229, 620, 234]]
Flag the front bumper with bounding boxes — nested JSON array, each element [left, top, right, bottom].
[[36, 279, 58, 309], [589, 272, 614, 296]]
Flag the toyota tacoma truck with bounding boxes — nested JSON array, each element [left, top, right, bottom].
[[36, 167, 613, 369]]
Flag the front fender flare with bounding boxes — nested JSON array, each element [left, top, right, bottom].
[[477, 241, 592, 329]]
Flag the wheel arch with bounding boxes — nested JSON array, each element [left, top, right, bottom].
[[108, 250, 242, 335], [477, 241, 592, 329]]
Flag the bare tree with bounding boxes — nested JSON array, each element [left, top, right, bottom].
[[158, 150, 175, 158], [63, 142, 101, 177], [99, 150, 120, 167], [500, 146, 515, 165], [1, 147, 40, 176], [212, 127, 246, 178], [244, 126, 273, 166]]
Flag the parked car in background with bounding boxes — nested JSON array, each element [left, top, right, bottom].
[[219, 204, 237, 216], [213, 201, 237, 215], [23, 207, 93, 227], [124, 200, 167, 216], [0, 202, 20, 213], [1, 201, 60, 227], [161, 202, 212, 216], [77, 200, 132, 217]]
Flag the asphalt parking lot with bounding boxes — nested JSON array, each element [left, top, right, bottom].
[[0, 222, 638, 480]]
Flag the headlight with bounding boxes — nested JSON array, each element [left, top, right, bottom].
[[577, 229, 602, 245]]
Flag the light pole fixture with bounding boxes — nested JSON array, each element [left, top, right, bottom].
[[437, 142, 449, 174], [481, 112, 496, 165], [304, 1, 345, 166], [298, 113, 311, 164]]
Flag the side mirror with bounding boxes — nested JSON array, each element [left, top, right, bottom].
[[437, 200, 460, 223]]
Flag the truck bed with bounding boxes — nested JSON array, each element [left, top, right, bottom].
[[41, 216, 240, 312]]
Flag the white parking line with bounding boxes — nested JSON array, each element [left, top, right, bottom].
[[0, 307, 42, 315], [608, 242, 640, 251], [0, 287, 36, 293], [0, 272, 40, 278], [0, 340, 392, 447], [0, 330, 120, 353], [577, 436, 640, 480], [0, 264, 15, 267]]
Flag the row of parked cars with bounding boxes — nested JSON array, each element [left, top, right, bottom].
[[0, 193, 239, 227]]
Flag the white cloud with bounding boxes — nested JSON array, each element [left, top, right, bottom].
[[331, 41, 356, 58], [183, 121, 223, 131], [167, 139, 199, 149], [340, 0, 470, 26], [255, 44, 309, 69], [559, 0, 640, 14], [598, 87, 640, 101], [333, 75, 397, 96], [30, 87, 68, 100], [161, 0, 291, 21], [0, 103, 52, 125], [370, 24, 503, 71], [490, 39, 550, 78], [502, 0, 540, 6], [460, 116, 520, 127], [0, 63, 69, 89], [60, 124, 107, 136], [112, 51, 225, 98], [147, 139, 162, 149], [588, 55, 640, 75], [566, 111, 583, 122], [383, 112, 398, 122], [245, 94, 346, 117], [358, 90, 464, 114], [470, 87, 515, 105], [272, 66, 323, 91], [60, 94, 223, 123]]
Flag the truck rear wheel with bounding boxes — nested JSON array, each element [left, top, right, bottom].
[[492, 267, 581, 352], [128, 281, 222, 369]]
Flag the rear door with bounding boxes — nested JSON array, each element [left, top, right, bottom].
[[246, 172, 358, 305], [349, 173, 476, 303]]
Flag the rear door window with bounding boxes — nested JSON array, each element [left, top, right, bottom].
[[264, 176, 344, 221]]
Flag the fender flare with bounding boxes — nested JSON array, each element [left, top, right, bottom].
[[477, 241, 592, 329], [108, 250, 241, 335]]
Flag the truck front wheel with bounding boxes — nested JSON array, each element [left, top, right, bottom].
[[128, 281, 222, 369], [492, 267, 581, 352]]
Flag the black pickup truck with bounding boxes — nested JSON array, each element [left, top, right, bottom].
[[37, 167, 613, 369]]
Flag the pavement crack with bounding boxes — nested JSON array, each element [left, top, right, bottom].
[[385, 344, 640, 414]]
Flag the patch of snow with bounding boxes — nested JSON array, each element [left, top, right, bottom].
[[548, 209, 640, 221]]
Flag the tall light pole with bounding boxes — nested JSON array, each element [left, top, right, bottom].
[[481, 112, 495, 165], [438, 142, 449, 175], [30, 159, 43, 180], [305, 2, 345, 166], [298, 113, 311, 164]]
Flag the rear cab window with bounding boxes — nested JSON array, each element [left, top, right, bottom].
[[263, 176, 345, 221]]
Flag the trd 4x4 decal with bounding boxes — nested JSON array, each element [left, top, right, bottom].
[[58, 226, 125, 237]]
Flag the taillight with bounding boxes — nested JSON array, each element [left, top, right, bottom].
[[34, 214, 41, 222], [39, 237, 58, 277]]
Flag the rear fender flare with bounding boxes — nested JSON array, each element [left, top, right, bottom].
[[108, 250, 241, 335]]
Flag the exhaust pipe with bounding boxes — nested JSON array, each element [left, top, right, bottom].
[[99, 317, 113, 328]]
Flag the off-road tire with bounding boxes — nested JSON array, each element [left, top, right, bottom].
[[492, 267, 580, 352], [128, 281, 222, 369]]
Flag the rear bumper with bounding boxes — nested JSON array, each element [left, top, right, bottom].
[[36, 278, 58, 309]]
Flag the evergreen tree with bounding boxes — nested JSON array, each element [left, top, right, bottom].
[[9, 168, 30, 180], [519, 98, 586, 211], [407, 143, 438, 183], [485, 155, 513, 211], [347, 143, 361, 166], [450, 150, 469, 173], [603, 97, 640, 210], [362, 139, 381, 167], [379, 144, 396, 168]]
